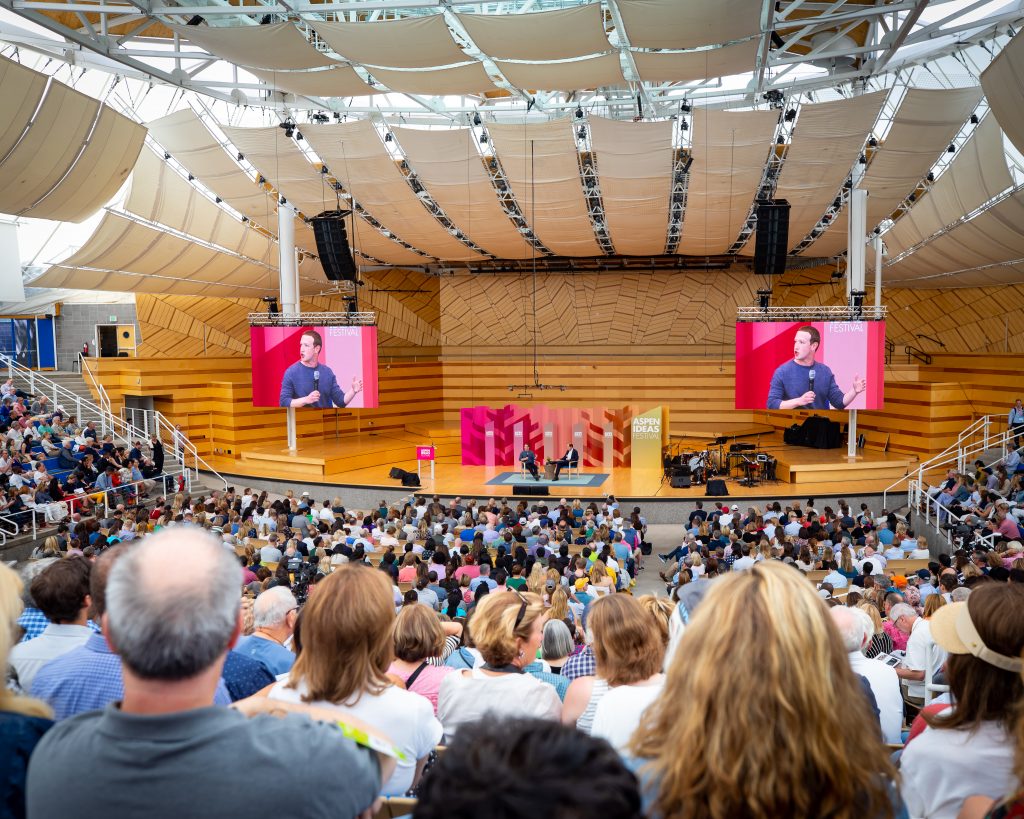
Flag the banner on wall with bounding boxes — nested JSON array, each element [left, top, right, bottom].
[[459, 404, 666, 468], [629, 406, 667, 472]]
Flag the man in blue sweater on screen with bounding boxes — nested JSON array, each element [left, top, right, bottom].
[[278, 329, 362, 408], [766, 325, 866, 410]]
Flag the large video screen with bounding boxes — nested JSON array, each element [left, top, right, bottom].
[[735, 321, 885, 411], [250, 326, 379, 409]]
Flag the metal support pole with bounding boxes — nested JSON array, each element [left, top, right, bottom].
[[279, 203, 299, 452], [873, 234, 883, 308], [848, 189, 868, 459]]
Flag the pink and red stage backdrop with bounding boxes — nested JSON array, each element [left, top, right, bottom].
[[735, 321, 885, 410], [460, 404, 637, 467], [250, 326, 379, 408]]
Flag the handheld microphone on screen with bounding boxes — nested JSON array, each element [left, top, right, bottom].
[[313, 370, 320, 401], [808, 369, 816, 404]]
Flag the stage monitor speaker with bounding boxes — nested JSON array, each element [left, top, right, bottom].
[[705, 478, 729, 496], [311, 210, 358, 282], [512, 484, 549, 497], [401, 473, 421, 487], [388, 467, 405, 480], [670, 475, 692, 488], [754, 200, 790, 276]]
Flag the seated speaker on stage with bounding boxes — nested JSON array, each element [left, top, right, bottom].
[[549, 444, 579, 481], [519, 444, 540, 480]]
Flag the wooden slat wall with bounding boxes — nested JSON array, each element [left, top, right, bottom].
[[89, 352, 1024, 465]]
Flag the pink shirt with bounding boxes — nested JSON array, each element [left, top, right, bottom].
[[387, 662, 455, 714]]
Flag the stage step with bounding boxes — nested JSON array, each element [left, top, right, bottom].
[[405, 421, 461, 440]]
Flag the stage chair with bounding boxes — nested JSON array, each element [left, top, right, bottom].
[[565, 459, 580, 479]]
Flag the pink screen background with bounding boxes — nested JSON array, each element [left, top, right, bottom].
[[734, 321, 885, 410], [249, 326, 379, 408]]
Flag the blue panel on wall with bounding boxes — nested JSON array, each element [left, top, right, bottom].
[[36, 317, 55, 368]]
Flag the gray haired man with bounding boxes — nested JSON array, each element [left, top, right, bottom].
[[27, 528, 393, 819]]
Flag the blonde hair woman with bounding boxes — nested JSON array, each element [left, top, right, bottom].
[[268, 565, 442, 797], [922, 593, 945, 619], [857, 601, 893, 659], [525, 562, 547, 597], [589, 560, 614, 595], [562, 593, 665, 743], [636, 594, 675, 651], [437, 591, 560, 741], [631, 562, 898, 819], [0, 564, 53, 817]]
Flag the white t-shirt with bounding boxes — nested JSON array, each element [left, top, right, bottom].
[[436, 667, 561, 742], [901, 721, 1015, 819], [590, 677, 664, 752], [732, 555, 756, 572], [903, 618, 946, 700], [268, 677, 442, 797]]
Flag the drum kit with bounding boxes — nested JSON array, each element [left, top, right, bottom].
[[664, 447, 719, 485]]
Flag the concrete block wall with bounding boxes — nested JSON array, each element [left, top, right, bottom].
[[55, 303, 137, 371]]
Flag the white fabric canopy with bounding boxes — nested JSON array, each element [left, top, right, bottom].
[[632, 39, 760, 83], [220, 124, 427, 265], [884, 115, 1012, 257], [885, 190, 1024, 284], [169, 22, 334, 70], [495, 53, 624, 91], [366, 63, 495, 96], [811, 86, 983, 257], [311, 16, 466, 68], [303, 121, 480, 261], [0, 79, 99, 217], [456, 6, 611, 61], [18, 104, 146, 224], [146, 110, 277, 230], [617, 0, 762, 49], [0, 56, 48, 163], [487, 118, 601, 256], [31, 211, 291, 296], [761, 91, 886, 255], [248, 66, 376, 98], [125, 148, 275, 264], [679, 108, 778, 255], [587, 116, 673, 256], [392, 126, 534, 259], [981, 28, 1024, 157]]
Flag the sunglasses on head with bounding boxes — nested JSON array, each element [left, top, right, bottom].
[[512, 590, 528, 630]]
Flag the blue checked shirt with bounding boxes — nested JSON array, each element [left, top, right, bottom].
[[560, 645, 596, 681], [17, 608, 100, 643], [31, 634, 231, 720]]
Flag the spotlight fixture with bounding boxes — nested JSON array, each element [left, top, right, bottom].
[[294, 131, 303, 141], [680, 120, 688, 131], [384, 132, 392, 142], [259, 14, 272, 24], [163, 152, 170, 160], [575, 106, 584, 119], [257, 175, 266, 185], [284, 127, 294, 138], [185, 14, 204, 25], [237, 152, 244, 161], [867, 136, 878, 148], [187, 173, 195, 181], [472, 112, 482, 125], [947, 143, 956, 153], [970, 113, 979, 124], [908, 192, 916, 202], [756, 289, 772, 311], [927, 171, 934, 182], [776, 135, 785, 145], [479, 133, 488, 144], [320, 165, 329, 174], [242, 216, 249, 223], [680, 101, 691, 113], [577, 125, 586, 140], [280, 196, 287, 205], [784, 108, 796, 122], [311, 113, 329, 124], [215, 196, 222, 203], [333, 112, 341, 121], [858, 154, 867, 164]]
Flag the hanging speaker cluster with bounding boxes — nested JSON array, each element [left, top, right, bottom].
[[310, 210, 358, 283], [753, 200, 791, 277]]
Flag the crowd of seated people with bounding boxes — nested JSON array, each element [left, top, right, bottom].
[[1, 391, 170, 534], [4, 484, 1024, 818]]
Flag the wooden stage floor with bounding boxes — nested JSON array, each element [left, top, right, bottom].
[[208, 428, 919, 501]]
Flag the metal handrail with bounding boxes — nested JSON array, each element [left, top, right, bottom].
[[904, 345, 933, 365], [121, 407, 228, 490], [78, 353, 112, 418], [910, 478, 997, 551]]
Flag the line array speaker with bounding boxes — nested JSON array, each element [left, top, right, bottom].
[[512, 484, 549, 496], [310, 210, 358, 282], [754, 200, 791, 277]]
